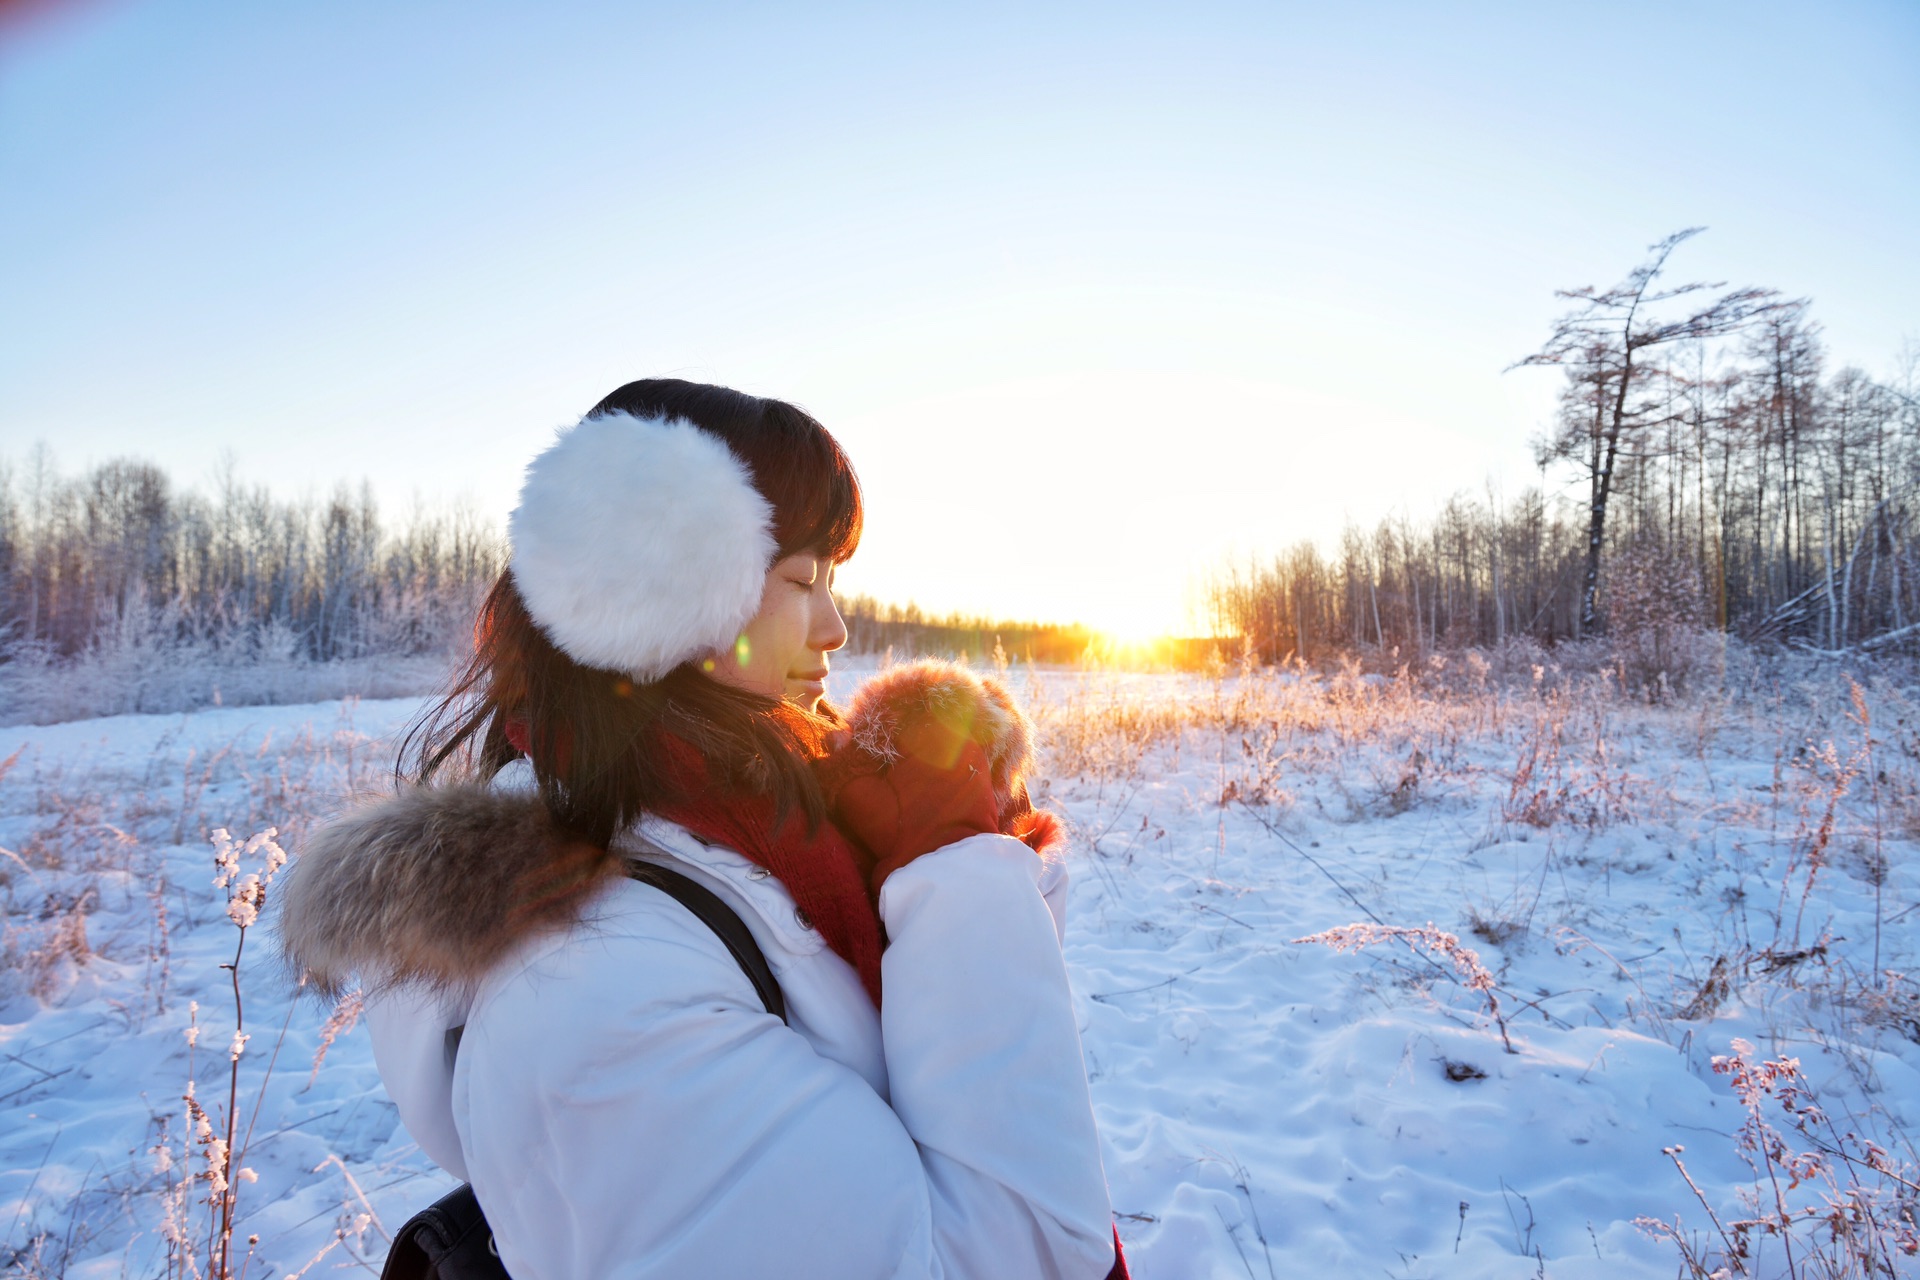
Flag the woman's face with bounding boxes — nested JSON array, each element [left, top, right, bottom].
[[705, 551, 848, 712]]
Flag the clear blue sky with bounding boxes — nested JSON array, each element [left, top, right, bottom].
[[3, 0, 1915, 636]]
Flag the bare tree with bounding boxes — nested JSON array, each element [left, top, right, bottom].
[[1513, 229, 1792, 634]]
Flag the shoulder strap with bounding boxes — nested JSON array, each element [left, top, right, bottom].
[[626, 860, 788, 1025]]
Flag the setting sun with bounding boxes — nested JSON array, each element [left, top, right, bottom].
[[1092, 614, 1178, 652]]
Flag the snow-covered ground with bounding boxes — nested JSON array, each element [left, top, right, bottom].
[[3, 661, 1917, 1278]]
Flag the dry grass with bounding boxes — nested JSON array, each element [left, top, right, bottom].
[[1, 715, 382, 1009], [1639, 1039, 1920, 1278], [0, 707, 389, 1279]]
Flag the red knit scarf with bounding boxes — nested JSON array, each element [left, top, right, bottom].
[[648, 734, 885, 1006], [502, 713, 884, 1005]]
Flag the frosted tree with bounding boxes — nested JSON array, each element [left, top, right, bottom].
[[1514, 229, 1790, 636]]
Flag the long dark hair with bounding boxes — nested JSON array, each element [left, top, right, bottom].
[[401, 379, 863, 847]]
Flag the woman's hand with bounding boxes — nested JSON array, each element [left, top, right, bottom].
[[821, 658, 1069, 894], [820, 715, 1003, 894], [996, 775, 1066, 857]]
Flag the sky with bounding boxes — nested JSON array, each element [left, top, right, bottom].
[[2, 1, 1916, 639]]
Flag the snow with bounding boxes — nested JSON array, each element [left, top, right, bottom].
[[2, 664, 1916, 1278]]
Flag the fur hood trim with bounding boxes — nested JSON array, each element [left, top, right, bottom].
[[508, 412, 776, 679], [843, 660, 1037, 814], [277, 785, 620, 999]]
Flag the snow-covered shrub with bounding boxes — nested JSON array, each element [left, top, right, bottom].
[[1480, 634, 1554, 686], [1639, 1039, 1920, 1278], [1605, 538, 1713, 702], [1502, 686, 1638, 829]]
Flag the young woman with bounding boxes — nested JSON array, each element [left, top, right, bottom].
[[280, 380, 1126, 1279]]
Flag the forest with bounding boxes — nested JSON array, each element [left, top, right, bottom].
[[0, 457, 498, 665], [3, 233, 1915, 723], [1205, 232, 1920, 673]]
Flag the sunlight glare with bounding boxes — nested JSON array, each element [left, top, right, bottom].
[[1094, 613, 1172, 650]]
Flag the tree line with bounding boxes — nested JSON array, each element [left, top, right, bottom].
[[0, 447, 1132, 682], [0, 451, 501, 665], [9, 232, 1913, 692], [1203, 231, 1920, 666], [837, 595, 1107, 665], [0, 451, 1124, 679]]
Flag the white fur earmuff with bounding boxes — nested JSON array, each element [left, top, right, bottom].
[[507, 412, 775, 679]]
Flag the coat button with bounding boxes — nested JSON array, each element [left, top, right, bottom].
[[794, 907, 813, 931]]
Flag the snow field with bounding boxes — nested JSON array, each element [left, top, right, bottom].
[[1030, 663, 1920, 1277], [1, 662, 1916, 1278]]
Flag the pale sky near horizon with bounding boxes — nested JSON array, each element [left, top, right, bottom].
[[3, 1, 1916, 639]]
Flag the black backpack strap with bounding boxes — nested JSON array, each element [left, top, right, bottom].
[[625, 860, 788, 1025]]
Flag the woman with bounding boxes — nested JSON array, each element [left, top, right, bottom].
[[279, 380, 1126, 1279]]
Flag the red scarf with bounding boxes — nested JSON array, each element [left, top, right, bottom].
[[501, 714, 884, 1005], [649, 734, 885, 1007]]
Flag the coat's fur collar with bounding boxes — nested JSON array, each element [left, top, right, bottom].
[[277, 660, 1045, 998], [277, 784, 621, 999]]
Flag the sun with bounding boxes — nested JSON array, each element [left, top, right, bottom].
[[1091, 605, 1178, 651]]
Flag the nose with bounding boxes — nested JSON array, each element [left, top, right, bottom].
[[813, 592, 848, 654]]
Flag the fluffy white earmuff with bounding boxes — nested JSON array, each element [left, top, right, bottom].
[[507, 412, 775, 679]]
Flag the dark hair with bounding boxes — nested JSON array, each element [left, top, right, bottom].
[[401, 380, 864, 846]]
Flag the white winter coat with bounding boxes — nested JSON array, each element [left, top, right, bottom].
[[305, 802, 1117, 1280]]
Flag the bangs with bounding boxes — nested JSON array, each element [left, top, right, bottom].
[[755, 402, 863, 563]]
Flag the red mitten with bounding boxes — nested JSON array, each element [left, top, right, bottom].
[[825, 661, 1069, 888], [998, 775, 1066, 856], [824, 713, 1002, 894]]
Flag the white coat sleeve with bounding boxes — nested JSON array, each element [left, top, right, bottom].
[[877, 835, 1114, 1277], [451, 834, 1114, 1280]]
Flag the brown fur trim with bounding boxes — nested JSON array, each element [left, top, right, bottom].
[[844, 659, 1037, 812], [276, 785, 619, 999]]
